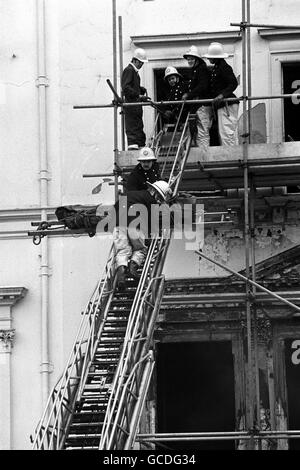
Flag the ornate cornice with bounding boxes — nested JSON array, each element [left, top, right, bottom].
[[0, 329, 15, 348], [0, 287, 28, 307], [258, 28, 300, 40], [131, 30, 242, 48]]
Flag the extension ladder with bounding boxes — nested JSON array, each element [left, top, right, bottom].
[[31, 111, 194, 450]]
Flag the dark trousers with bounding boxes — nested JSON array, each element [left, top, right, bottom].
[[124, 105, 146, 147]]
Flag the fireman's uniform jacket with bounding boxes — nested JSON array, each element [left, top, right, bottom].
[[121, 63, 146, 147], [165, 81, 189, 123], [185, 58, 211, 112], [125, 162, 161, 192], [209, 59, 239, 108]]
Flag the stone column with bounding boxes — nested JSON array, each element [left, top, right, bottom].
[[0, 287, 27, 450]]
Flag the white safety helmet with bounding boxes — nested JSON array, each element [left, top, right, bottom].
[[183, 45, 201, 60], [137, 147, 157, 161], [203, 42, 229, 59], [133, 48, 148, 63], [147, 180, 171, 201], [164, 66, 182, 80]]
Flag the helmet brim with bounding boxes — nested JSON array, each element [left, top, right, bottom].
[[146, 181, 166, 200], [183, 54, 201, 60], [137, 156, 157, 161], [164, 73, 182, 80], [133, 57, 148, 63], [203, 53, 229, 59]]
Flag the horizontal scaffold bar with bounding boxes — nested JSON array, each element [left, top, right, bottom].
[[137, 430, 300, 442], [74, 93, 300, 110], [231, 22, 300, 29]]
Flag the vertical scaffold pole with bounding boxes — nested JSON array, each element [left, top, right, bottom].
[[247, 0, 252, 143], [118, 16, 125, 151], [247, 0, 261, 448], [250, 178, 261, 450], [112, 0, 119, 201], [242, 0, 254, 446]]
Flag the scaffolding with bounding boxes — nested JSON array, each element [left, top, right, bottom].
[[72, 0, 300, 451]]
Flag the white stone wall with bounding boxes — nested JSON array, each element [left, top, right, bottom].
[[0, 0, 300, 449]]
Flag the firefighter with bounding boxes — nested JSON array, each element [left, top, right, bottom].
[[125, 146, 161, 192], [163, 66, 188, 125], [114, 180, 171, 290], [203, 42, 239, 146], [121, 48, 149, 150], [182, 45, 212, 151]]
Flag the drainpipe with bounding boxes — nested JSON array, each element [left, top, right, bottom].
[[36, 0, 51, 407]]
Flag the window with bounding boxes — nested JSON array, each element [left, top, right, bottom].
[[282, 62, 300, 142], [157, 341, 236, 450]]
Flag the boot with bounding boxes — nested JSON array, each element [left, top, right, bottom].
[[116, 265, 126, 291], [129, 260, 141, 280]]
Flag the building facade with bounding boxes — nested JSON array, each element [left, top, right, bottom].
[[1, 0, 300, 449]]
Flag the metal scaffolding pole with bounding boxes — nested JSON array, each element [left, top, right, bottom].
[[73, 92, 300, 110], [241, 0, 254, 446], [195, 249, 300, 315], [112, 0, 119, 202], [118, 15, 125, 151], [250, 178, 261, 447], [247, 0, 252, 143]]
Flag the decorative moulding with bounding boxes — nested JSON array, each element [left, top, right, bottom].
[[0, 287, 28, 307], [258, 28, 300, 40], [131, 30, 242, 48], [0, 329, 16, 348]]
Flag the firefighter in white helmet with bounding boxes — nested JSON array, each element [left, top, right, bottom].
[[121, 48, 149, 150], [113, 180, 171, 290], [125, 146, 161, 192], [182, 45, 212, 151], [163, 66, 189, 126], [203, 42, 239, 146]]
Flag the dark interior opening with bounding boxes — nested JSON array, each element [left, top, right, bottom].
[[157, 340, 236, 450], [285, 338, 300, 450], [282, 63, 300, 193], [282, 62, 300, 143]]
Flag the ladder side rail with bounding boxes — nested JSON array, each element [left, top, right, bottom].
[[167, 115, 191, 190], [99, 238, 163, 449], [103, 236, 159, 403], [123, 237, 160, 341], [102, 274, 165, 449], [76, 287, 116, 399], [99, 238, 160, 448], [171, 132, 193, 197], [131, 275, 165, 366], [58, 287, 117, 449], [161, 105, 187, 177], [106, 352, 153, 449], [160, 111, 190, 179], [111, 275, 165, 449], [48, 249, 117, 448], [124, 356, 155, 450], [122, 276, 166, 448], [149, 113, 161, 150], [32, 244, 116, 449]]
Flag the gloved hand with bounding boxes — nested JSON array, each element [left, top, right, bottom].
[[139, 95, 149, 102], [212, 94, 224, 108], [140, 86, 147, 95], [182, 93, 189, 100]]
